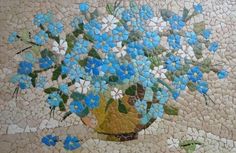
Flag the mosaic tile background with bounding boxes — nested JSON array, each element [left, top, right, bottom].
[[0, 0, 236, 152]]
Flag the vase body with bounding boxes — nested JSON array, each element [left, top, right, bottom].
[[81, 94, 154, 141]]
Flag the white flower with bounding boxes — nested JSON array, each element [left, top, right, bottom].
[[167, 137, 179, 148], [147, 17, 168, 32], [111, 87, 123, 100], [75, 79, 91, 94], [101, 15, 119, 32], [52, 39, 68, 55], [177, 45, 195, 60], [151, 65, 167, 79], [112, 42, 127, 58]]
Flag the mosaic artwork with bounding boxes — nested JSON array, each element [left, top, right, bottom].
[[0, 0, 236, 153]]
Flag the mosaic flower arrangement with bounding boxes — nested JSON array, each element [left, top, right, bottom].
[[8, 0, 228, 151]]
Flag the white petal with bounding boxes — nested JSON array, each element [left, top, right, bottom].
[[53, 41, 59, 47]]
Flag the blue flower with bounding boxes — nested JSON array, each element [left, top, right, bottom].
[[85, 58, 102, 76], [202, 29, 211, 39], [167, 34, 181, 50], [196, 81, 208, 94], [68, 65, 85, 81], [139, 4, 154, 20], [64, 135, 81, 151], [17, 61, 33, 75], [140, 113, 151, 125], [73, 39, 89, 54], [127, 18, 145, 32], [61, 65, 69, 75], [36, 76, 46, 88], [84, 19, 102, 38], [172, 90, 180, 100], [23, 52, 37, 64], [39, 57, 53, 69], [208, 42, 219, 52], [148, 103, 164, 118], [217, 70, 228, 79], [85, 93, 100, 109], [168, 15, 185, 30], [143, 32, 160, 49], [33, 12, 50, 26], [101, 54, 119, 74], [156, 89, 169, 104], [139, 71, 157, 88], [122, 9, 134, 21], [10, 74, 32, 89], [94, 33, 115, 53], [69, 101, 85, 114], [47, 92, 63, 107], [41, 135, 58, 147], [59, 84, 69, 94], [126, 42, 144, 58], [48, 22, 63, 36], [93, 80, 108, 93], [70, 16, 84, 29], [117, 63, 135, 81], [63, 52, 80, 67], [185, 32, 198, 45], [194, 4, 203, 14], [134, 100, 147, 114], [165, 55, 181, 72], [34, 30, 48, 45], [79, 2, 89, 13], [8, 32, 18, 44], [173, 75, 189, 90], [112, 26, 129, 42], [187, 66, 203, 82]]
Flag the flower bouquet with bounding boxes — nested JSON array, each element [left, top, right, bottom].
[[8, 0, 228, 151]]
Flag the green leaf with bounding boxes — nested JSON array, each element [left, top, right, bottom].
[[40, 49, 57, 62], [128, 31, 143, 42], [91, 9, 99, 19], [193, 43, 203, 59], [62, 111, 72, 120], [83, 33, 94, 42], [164, 105, 179, 115], [59, 102, 66, 111], [180, 140, 202, 153], [78, 58, 88, 67], [106, 4, 114, 14], [105, 98, 114, 112], [52, 66, 61, 81], [165, 72, 174, 81], [72, 23, 84, 37], [125, 85, 136, 96], [20, 30, 30, 43], [160, 9, 174, 21], [193, 21, 205, 34], [88, 48, 101, 59], [109, 75, 118, 82], [61, 94, 69, 103], [187, 82, 196, 92], [31, 45, 41, 57], [62, 74, 67, 79], [29, 72, 38, 87], [182, 7, 189, 21], [44, 87, 59, 94], [130, 0, 139, 13], [118, 99, 128, 114], [77, 107, 89, 117], [66, 34, 76, 52], [70, 92, 85, 101], [200, 58, 211, 73]]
